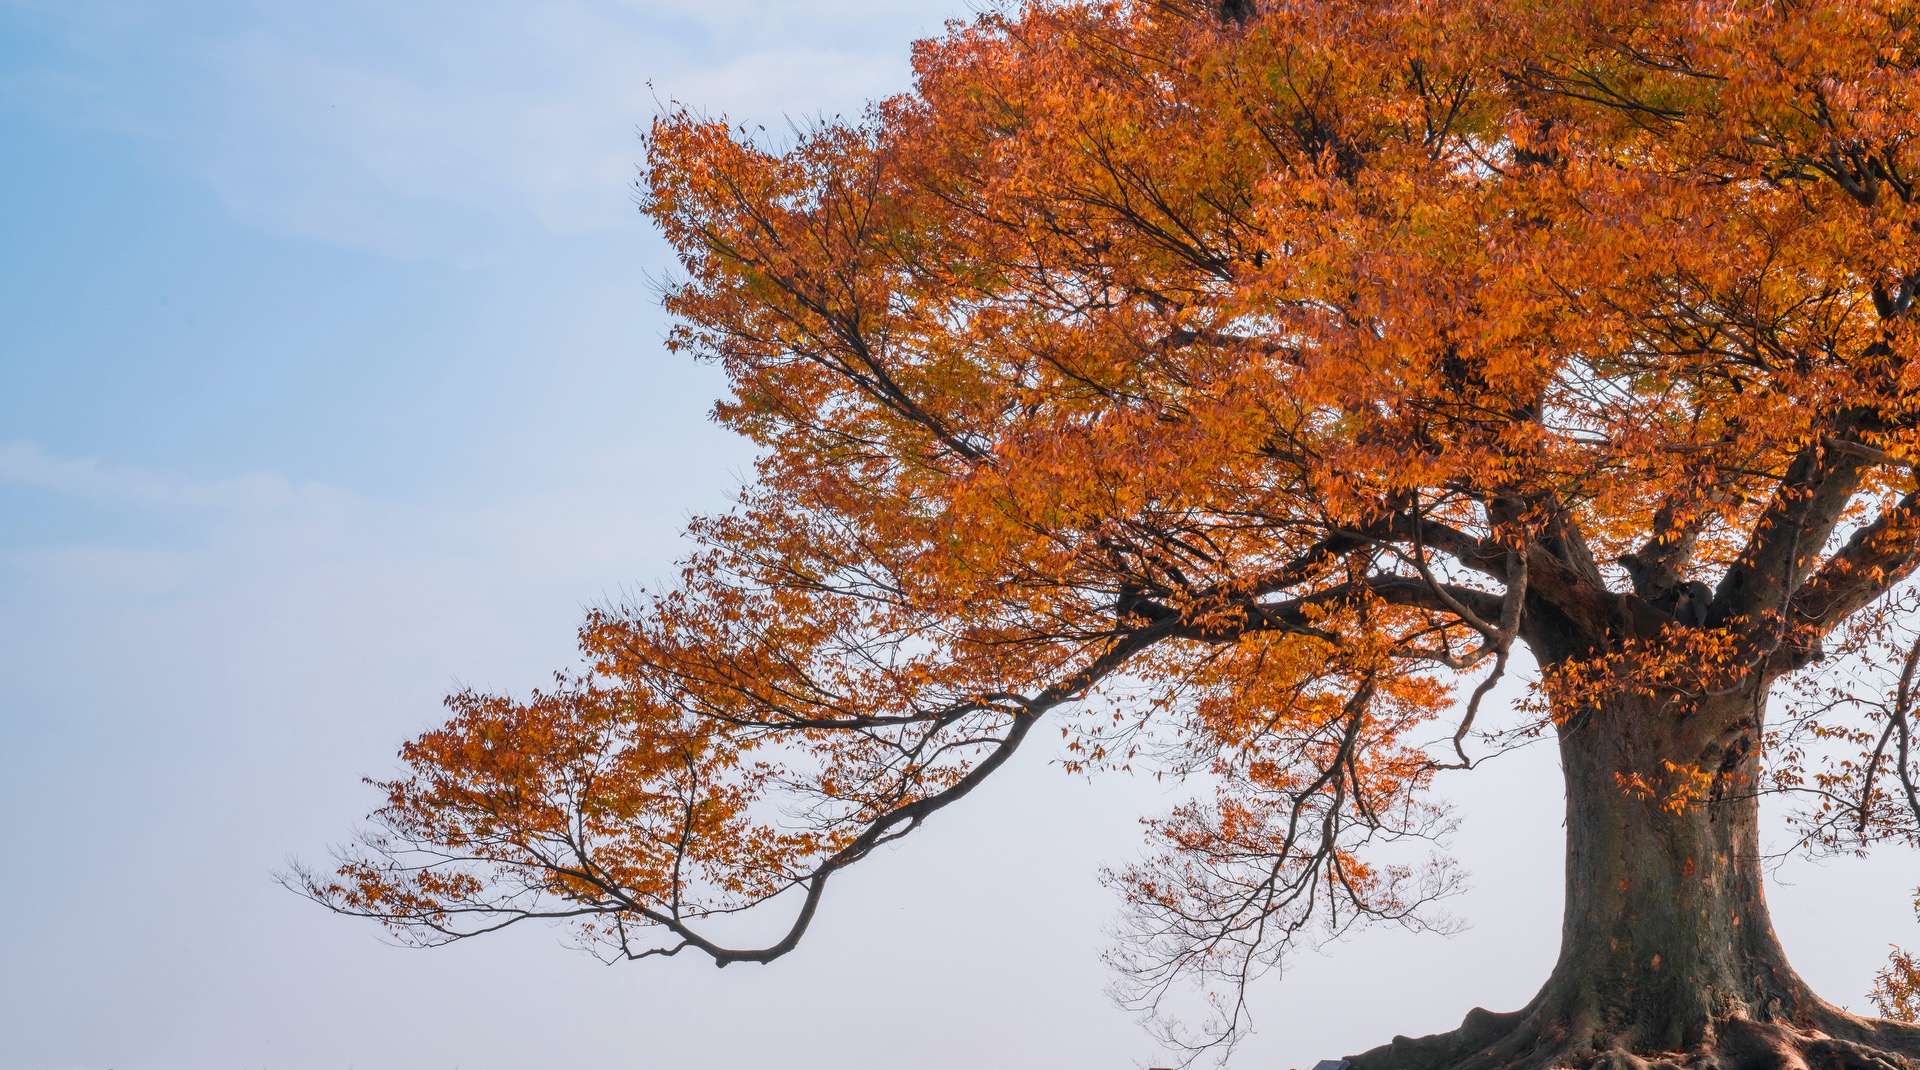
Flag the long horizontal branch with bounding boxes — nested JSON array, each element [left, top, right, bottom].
[[309, 612, 1197, 965], [1152, 571, 1508, 645], [616, 613, 1198, 966]]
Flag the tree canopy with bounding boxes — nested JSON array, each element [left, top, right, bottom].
[[300, 0, 1920, 1064]]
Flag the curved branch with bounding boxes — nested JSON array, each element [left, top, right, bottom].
[[1787, 487, 1920, 636]]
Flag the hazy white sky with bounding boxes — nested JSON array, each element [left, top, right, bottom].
[[0, 3, 1914, 1068]]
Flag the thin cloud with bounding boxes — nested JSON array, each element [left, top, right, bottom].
[[4, 0, 957, 259], [0, 441, 308, 513]]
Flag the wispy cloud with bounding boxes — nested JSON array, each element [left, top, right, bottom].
[[3, 0, 959, 258], [0, 440, 313, 512], [0, 437, 704, 609]]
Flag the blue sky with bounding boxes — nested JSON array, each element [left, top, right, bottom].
[[0, 4, 1914, 1069]]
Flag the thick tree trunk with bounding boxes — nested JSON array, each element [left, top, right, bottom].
[[1543, 689, 1802, 1048], [1346, 686, 1920, 1070]]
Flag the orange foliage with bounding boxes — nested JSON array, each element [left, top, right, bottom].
[[298, 0, 1920, 1055], [1876, 944, 1920, 1022]]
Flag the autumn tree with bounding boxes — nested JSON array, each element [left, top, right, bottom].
[[299, 1, 1920, 1067]]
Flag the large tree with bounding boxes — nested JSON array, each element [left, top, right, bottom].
[[301, 1, 1920, 1067]]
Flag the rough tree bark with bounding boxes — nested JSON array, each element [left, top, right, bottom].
[[1349, 679, 1920, 1070]]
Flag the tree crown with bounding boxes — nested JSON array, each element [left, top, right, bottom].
[[300, 0, 1920, 1054]]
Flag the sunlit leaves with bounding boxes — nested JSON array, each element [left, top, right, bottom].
[[307, 0, 1920, 1057]]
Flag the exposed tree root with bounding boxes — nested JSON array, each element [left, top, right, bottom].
[[1345, 1003, 1920, 1070]]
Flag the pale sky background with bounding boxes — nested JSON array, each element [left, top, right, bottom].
[[0, 3, 1915, 1069]]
